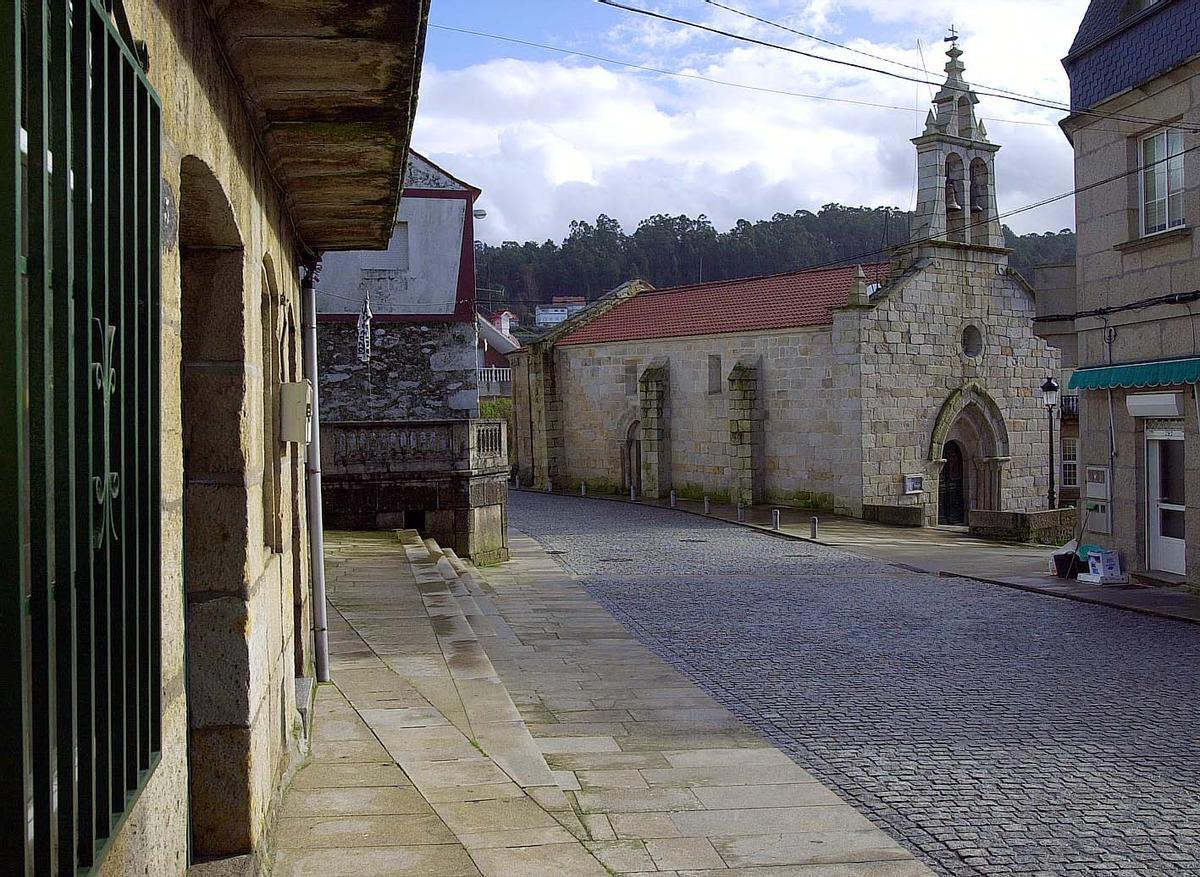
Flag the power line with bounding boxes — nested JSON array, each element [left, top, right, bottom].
[[596, 0, 1200, 133], [427, 23, 1062, 129], [702, 0, 1081, 111]]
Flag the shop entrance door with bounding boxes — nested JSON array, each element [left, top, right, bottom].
[[1147, 431, 1186, 575]]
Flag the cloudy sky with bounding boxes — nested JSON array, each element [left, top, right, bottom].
[[415, 0, 1089, 245]]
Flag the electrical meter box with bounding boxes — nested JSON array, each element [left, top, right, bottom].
[[1084, 466, 1110, 534], [280, 380, 314, 445]]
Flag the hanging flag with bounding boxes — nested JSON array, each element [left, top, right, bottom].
[[356, 290, 373, 363]]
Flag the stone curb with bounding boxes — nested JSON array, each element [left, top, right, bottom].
[[937, 571, 1200, 626]]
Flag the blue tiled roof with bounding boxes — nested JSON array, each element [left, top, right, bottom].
[[1064, 0, 1200, 109]]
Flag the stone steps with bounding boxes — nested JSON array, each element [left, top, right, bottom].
[[393, 529, 564, 803]]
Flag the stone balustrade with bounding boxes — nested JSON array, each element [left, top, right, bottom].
[[322, 418, 508, 477]]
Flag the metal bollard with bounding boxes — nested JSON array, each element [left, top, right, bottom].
[[580, 481, 587, 496], [772, 509, 781, 531], [704, 496, 711, 515], [545, 479, 552, 493], [810, 516, 819, 540], [630, 484, 636, 502], [737, 504, 745, 523], [669, 490, 677, 508], [515, 475, 521, 490]]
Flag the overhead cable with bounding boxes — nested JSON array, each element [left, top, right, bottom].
[[596, 0, 1200, 133]]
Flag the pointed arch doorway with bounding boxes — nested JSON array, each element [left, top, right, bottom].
[[929, 383, 1011, 527], [939, 440, 966, 525]]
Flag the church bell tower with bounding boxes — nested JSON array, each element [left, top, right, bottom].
[[910, 35, 1005, 250]]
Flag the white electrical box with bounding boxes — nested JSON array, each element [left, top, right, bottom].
[[903, 474, 925, 495], [280, 381, 314, 445], [1084, 466, 1111, 534]]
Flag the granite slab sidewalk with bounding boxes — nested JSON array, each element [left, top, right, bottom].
[[271, 530, 932, 876]]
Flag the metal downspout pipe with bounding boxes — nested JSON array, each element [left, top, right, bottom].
[[302, 263, 330, 683]]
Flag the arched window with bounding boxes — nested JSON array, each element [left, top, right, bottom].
[[969, 159, 990, 244], [945, 154, 966, 242]]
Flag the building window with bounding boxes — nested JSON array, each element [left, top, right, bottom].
[[1126, 0, 1161, 14], [708, 354, 723, 395], [1062, 437, 1079, 488], [962, 325, 983, 357], [394, 221, 411, 272], [1140, 128, 1185, 236]]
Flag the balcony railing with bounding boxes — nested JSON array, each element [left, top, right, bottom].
[[1060, 393, 1079, 417], [322, 419, 508, 477], [479, 366, 513, 397]]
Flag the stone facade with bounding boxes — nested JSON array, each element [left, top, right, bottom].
[[0, 3, 430, 875], [108, 6, 311, 873], [1062, 7, 1200, 586], [513, 45, 1061, 528]]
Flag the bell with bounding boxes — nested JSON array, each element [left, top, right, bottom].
[[971, 203, 984, 213], [947, 195, 963, 212]]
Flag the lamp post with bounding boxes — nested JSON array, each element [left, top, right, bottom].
[[1041, 376, 1060, 510]]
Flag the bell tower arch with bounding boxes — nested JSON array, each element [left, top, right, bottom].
[[909, 36, 1004, 250]]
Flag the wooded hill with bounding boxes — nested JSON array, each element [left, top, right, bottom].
[[474, 205, 1075, 319]]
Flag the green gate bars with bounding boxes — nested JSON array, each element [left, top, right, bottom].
[[1, 0, 163, 873]]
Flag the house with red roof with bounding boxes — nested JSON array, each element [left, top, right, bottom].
[[512, 45, 1062, 528]]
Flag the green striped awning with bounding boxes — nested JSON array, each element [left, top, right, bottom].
[[1069, 357, 1200, 391]]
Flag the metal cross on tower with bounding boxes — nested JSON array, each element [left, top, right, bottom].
[[945, 25, 959, 46]]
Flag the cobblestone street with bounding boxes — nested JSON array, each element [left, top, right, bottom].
[[509, 491, 1200, 877]]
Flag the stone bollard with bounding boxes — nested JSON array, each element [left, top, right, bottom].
[[669, 490, 677, 508], [630, 485, 636, 502], [772, 509, 781, 530], [811, 516, 819, 540], [704, 496, 711, 515], [545, 479, 552, 493], [515, 475, 521, 490], [737, 504, 745, 523], [580, 481, 587, 496]]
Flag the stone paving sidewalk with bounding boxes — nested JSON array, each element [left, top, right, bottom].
[[519, 488, 1200, 625], [271, 529, 932, 876]]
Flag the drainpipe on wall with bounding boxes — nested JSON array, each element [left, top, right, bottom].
[[302, 262, 330, 683]]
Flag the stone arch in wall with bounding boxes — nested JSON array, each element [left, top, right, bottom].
[[179, 155, 255, 857], [622, 420, 643, 495], [261, 256, 284, 552], [929, 382, 1010, 523], [969, 158, 991, 246], [945, 152, 966, 243]]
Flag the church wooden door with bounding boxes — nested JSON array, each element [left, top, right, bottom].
[[939, 441, 966, 525]]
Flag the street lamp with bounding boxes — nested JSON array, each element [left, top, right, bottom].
[[1041, 376, 1060, 510]]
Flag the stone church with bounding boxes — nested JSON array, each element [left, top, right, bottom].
[[512, 45, 1061, 527]]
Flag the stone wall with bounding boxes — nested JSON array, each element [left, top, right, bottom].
[[853, 245, 1061, 525], [318, 320, 479, 421], [551, 329, 863, 511], [969, 508, 1076, 546], [92, 2, 317, 874]]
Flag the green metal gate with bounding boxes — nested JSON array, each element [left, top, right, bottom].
[[1, 0, 162, 873]]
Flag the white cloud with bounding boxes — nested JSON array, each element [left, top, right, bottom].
[[415, 1, 1089, 245]]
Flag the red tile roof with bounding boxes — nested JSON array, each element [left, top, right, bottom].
[[556, 263, 890, 347]]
